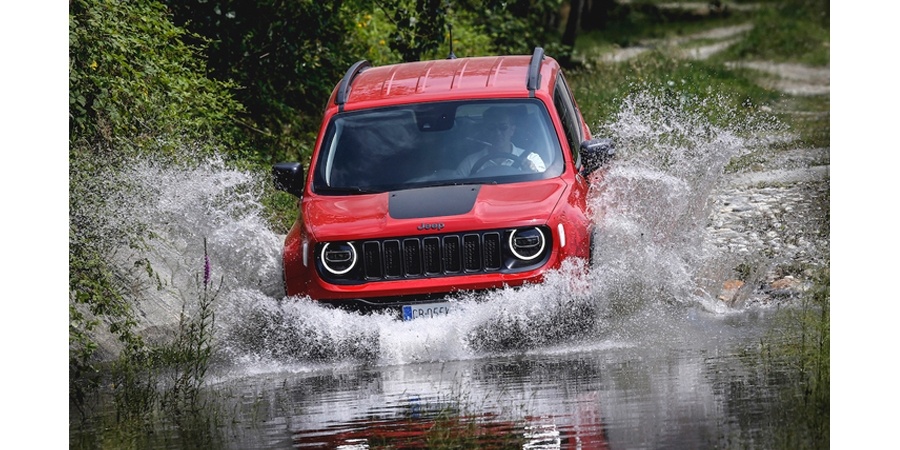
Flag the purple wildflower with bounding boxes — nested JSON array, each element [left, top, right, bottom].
[[204, 253, 211, 287], [203, 237, 211, 288]]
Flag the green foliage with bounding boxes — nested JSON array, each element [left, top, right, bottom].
[[350, 9, 403, 65], [69, 219, 149, 415], [163, 0, 363, 164], [71, 241, 222, 447], [159, 0, 569, 165], [69, 0, 247, 155], [155, 241, 220, 420], [347, 3, 496, 64], [379, 0, 451, 61], [353, 0, 566, 62], [263, 190, 302, 234], [463, 0, 566, 56], [720, 0, 830, 66]]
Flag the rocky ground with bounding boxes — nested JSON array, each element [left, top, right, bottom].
[[710, 148, 829, 306]]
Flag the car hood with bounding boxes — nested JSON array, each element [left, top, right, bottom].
[[303, 179, 569, 241]]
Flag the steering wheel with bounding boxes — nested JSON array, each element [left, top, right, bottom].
[[469, 151, 526, 175]]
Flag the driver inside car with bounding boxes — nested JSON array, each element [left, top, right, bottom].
[[456, 107, 546, 176]]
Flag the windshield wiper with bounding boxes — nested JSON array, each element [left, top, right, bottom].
[[426, 180, 485, 188], [315, 185, 383, 195]]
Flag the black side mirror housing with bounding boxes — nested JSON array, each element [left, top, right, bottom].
[[273, 162, 305, 197], [580, 138, 616, 175]]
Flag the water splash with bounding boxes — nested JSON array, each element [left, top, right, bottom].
[[217, 258, 598, 367], [78, 154, 284, 351], [85, 88, 788, 369], [588, 88, 784, 316]]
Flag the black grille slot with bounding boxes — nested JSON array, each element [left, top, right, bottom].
[[483, 232, 502, 270], [363, 241, 382, 279], [423, 237, 441, 274], [443, 235, 461, 273], [383, 240, 402, 278], [403, 239, 422, 275], [463, 234, 481, 271], [362, 233, 491, 279]]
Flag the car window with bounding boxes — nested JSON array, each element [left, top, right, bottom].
[[312, 100, 564, 194], [553, 74, 582, 168]]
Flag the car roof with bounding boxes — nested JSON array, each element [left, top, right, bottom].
[[328, 48, 560, 112]]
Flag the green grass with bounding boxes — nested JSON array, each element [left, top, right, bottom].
[[573, 2, 756, 51], [568, 51, 782, 132], [719, 0, 829, 66], [772, 95, 830, 149], [568, 0, 829, 154]]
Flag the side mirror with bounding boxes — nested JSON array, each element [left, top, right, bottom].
[[580, 138, 615, 175], [273, 162, 305, 197]]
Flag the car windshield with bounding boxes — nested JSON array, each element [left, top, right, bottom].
[[312, 100, 565, 194]]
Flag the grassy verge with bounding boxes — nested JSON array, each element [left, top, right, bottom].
[[719, 0, 829, 66], [568, 0, 829, 154], [771, 95, 830, 150], [768, 267, 830, 448], [568, 51, 782, 131]]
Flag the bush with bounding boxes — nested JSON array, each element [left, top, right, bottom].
[[69, 0, 246, 414], [69, 0, 247, 155]]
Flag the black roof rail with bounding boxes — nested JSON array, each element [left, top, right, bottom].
[[447, 23, 457, 59], [526, 47, 544, 97], [336, 59, 372, 111]]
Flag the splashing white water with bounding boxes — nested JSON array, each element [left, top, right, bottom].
[[86, 89, 787, 369], [588, 88, 785, 316]]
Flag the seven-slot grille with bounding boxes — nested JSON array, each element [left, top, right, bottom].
[[316, 226, 553, 284], [361, 232, 502, 280]]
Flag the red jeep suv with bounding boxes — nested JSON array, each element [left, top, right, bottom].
[[273, 48, 614, 319]]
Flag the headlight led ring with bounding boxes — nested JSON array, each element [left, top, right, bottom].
[[321, 242, 357, 275], [509, 227, 546, 261]]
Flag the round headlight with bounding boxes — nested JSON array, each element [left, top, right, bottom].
[[321, 242, 357, 275], [509, 227, 545, 261]]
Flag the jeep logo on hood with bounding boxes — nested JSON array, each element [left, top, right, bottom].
[[417, 222, 445, 231]]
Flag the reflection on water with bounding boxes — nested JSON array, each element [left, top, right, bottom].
[[72, 305, 811, 449]]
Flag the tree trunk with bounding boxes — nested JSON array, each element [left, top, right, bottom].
[[562, 0, 584, 49], [582, 0, 617, 31]]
